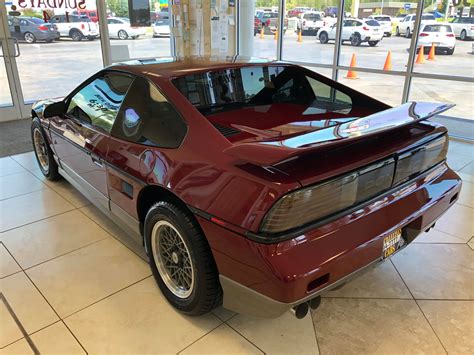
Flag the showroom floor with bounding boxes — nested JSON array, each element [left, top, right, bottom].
[[0, 138, 472, 355]]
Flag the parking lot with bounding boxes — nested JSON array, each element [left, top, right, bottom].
[[1, 31, 473, 119]]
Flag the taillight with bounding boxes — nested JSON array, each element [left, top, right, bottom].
[[38, 25, 48, 30], [419, 33, 429, 36], [81, 23, 85, 29], [446, 33, 454, 37], [471, 26, 474, 30], [363, 26, 369, 31]]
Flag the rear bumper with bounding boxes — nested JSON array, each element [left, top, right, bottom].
[[198, 163, 461, 318]]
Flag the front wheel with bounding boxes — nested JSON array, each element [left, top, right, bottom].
[[446, 47, 455, 55], [405, 28, 411, 38], [396, 27, 400, 36], [31, 119, 59, 180], [368, 40, 379, 47], [144, 202, 222, 315]]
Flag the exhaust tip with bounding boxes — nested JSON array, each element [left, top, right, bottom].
[[309, 296, 321, 310], [290, 302, 309, 319]]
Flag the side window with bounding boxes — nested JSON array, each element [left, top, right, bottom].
[[307, 77, 352, 112], [20, 20, 28, 26], [111, 77, 187, 148], [67, 73, 133, 133]]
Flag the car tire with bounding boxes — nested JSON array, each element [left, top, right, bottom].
[[70, 30, 83, 41], [396, 27, 400, 36], [386, 33, 392, 37], [368, 40, 379, 47], [132, 35, 139, 39], [447, 47, 455, 55], [405, 28, 411, 38], [24, 32, 36, 44], [118, 30, 128, 40], [350, 34, 361, 46], [460, 30, 467, 41], [31, 119, 60, 181], [319, 31, 329, 44], [144, 201, 222, 316]]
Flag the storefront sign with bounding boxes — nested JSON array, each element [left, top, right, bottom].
[[17, 0, 87, 10]]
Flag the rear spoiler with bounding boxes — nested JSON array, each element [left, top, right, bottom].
[[223, 102, 454, 166]]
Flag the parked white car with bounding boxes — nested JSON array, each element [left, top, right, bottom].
[[153, 18, 170, 37], [297, 11, 325, 34], [418, 23, 456, 55], [450, 17, 474, 40], [49, 14, 99, 41], [396, 13, 436, 38], [317, 18, 383, 46], [368, 15, 393, 37], [107, 17, 145, 40]]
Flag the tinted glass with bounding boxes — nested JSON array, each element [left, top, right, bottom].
[[366, 20, 380, 26], [112, 77, 187, 148], [304, 14, 321, 20], [172, 66, 353, 115], [67, 73, 133, 132], [29, 18, 45, 24], [422, 14, 435, 20], [423, 24, 452, 32]]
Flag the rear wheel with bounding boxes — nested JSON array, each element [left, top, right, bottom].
[[350, 34, 361, 46], [144, 202, 222, 315], [31, 119, 59, 180], [319, 31, 329, 44], [396, 27, 400, 36], [405, 28, 411, 38], [24, 32, 36, 44], [446, 47, 455, 55], [368, 40, 379, 47], [118, 30, 128, 40], [460, 30, 467, 41], [70, 30, 83, 41]]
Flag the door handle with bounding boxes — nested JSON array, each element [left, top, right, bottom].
[[91, 154, 103, 167]]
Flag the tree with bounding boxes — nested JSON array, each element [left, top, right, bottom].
[[107, 0, 129, 18]]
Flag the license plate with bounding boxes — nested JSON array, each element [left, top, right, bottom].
[[382, 229, 403, 259]]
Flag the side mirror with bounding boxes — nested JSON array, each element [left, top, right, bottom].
[[43, 101, 66, 118]]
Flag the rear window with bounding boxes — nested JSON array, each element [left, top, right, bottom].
[[423, 24, 452, 32], [422, 14, 435, 20], [303, 14, 321, 20], [172, 66, 353, 116], [365, 20, 380, 26], [155, 19, 169, 25], [377, 16, 391, 21]]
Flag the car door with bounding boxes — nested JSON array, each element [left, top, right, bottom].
[[341, 20, 353, 40], [107, 18, 119, 38], [8, 19, 23, 41], [49, 72, 133, 209], [105, 76, 188, 241]]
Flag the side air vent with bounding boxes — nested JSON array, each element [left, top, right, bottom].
[[212, 122, 241, 137]]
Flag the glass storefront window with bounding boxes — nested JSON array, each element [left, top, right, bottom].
[[282, 1, 342, 65], [6, 0, 104, 103], [105, 0, 172, 63], [253, 1, 284, 60], [410, 77, 474, 120]]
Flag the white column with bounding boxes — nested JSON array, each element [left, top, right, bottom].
[[239, 0, 255, 57]]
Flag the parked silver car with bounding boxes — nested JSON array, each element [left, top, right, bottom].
[[8, 16, 59, 44]]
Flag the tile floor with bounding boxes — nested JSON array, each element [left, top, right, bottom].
[[0, 139, 473, 355]]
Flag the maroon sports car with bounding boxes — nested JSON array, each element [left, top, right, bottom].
[[31, 57, 461, 319]]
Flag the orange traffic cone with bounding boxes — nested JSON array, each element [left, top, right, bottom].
[[274, 29, 278, 40], [383, 50, 392, 71], [415, 45, 425, 64], [345, 53, 358, 79], [297, 29, 302, 43], [428, 43, 436, 60], [260, 27, 264, 39]]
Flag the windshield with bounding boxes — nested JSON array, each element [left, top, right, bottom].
[[422, 14, 435, 20], [376, 16, 391, 21], [365, 20, 380, 26], [172, 66, 353, 115], [155, 19, 169, 25]]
